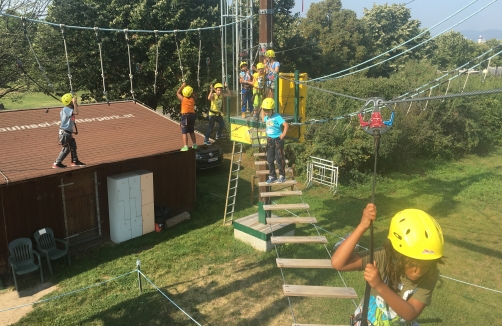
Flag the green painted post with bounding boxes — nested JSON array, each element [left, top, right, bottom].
[[294, 70, 299, 123], [258, 202, 266, 224], [226, 96, 231, 126], [274, 73, 279, 114]]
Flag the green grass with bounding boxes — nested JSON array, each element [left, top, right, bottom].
[[0, 91, 86, 110], [9, 142, 502, 325]]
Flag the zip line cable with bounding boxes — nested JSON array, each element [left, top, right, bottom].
[[0, 11, 253, 34], [308, 0, 480, 82], [316, 0, 499, 82]]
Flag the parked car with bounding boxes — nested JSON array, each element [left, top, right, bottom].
[[195, 144, 223, 169]]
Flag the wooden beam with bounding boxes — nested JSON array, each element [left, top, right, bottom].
[[260, 190, 302, 197], [164, 211, 190, 229], [256, 167, 293, 176], [255, 159, 289, 166], [283, 285, 358, 298], [271, 236, 327, 244], [258, 180, 297, 187], [263, 203, 309, 210], [266, 217, 315, 224], [277, 258, 333, 269], [253, 152, 267, 157]]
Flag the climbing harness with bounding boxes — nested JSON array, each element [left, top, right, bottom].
[[357, 98, 394, 326], [153, 30, 160, 95], [60, 24, 74, 95], [197, 28, 201, 87], [174, 30, 185, 82], [124, 29, 136, 101], [94, 27, 109, 105]]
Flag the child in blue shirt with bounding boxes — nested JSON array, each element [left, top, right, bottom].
[[262, 98, 289, 183]]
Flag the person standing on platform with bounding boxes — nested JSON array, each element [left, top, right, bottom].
[[262, 98, 289, 184], [239, 61, 253, 118]]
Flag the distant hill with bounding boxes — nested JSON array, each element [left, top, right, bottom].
[[460, 29, 502, 41]]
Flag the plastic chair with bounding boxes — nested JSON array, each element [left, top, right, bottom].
[[33, 227, 71, 276], [8, 238, 44, 292]]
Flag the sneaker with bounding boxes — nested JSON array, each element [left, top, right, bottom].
[[266, 176, 277, 184], [277, 175, 286, 183], [52, 162, 67, 169], [180, 146, 189, 151], [192, 144, 198, 149], [204, 140, 211, 145], [71, 161, 86, 167]]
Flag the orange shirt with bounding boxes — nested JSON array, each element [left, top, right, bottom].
[[181, 97, 195, 114]]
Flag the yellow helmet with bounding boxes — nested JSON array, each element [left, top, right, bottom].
[[261, 98, 275, 110], [182, 86, 193, 97], [265, 49, 275, 58], [388, 209, 444, 260], [214, 83, 223, 89], [240, 61, 248, 67], [61, 93, 73, 106], [256, 62, 265, 69]]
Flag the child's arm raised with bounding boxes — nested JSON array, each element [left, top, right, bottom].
[[331, 203, 376, 271], [208, 84, 214, 100], [223, 83, 231, 97], [365, 263, 427, 321], [176, 83, 185, 101]]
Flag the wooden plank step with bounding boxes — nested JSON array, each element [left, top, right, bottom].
[[260, 190, 302, 197], [293, 324, 350, 326], [255, 160, 289, 166], [263, 203, 309, 210], [271, 236, 328, 244], [277, 258, 333, 269], [283, 285, 358, 299], [253, 152, 267, 157], [255, 168, 293, 176], [258, 180, 297, 187], [267, 217, 316, 224]]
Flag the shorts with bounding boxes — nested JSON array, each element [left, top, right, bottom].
[[180, 113, 195, 134], [253, 89, 263, 108]]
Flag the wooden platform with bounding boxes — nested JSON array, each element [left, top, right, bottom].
[[271, 236, 328, 244], [233, 213, 295, 252], [277, 258, 333, 269], [283, 285, 358, 298], [267, 217, 316, 224]]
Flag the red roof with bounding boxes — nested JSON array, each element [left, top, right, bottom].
[[0, 101, 204, 185]]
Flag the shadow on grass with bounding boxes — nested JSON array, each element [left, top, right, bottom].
[[443, 235, 502, 260]]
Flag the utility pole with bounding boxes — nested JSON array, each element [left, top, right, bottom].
[[259, 0, 274, 62]]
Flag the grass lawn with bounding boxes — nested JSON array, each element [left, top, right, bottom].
[[0, 91, 86, 110], [6, 140, 502, 325]]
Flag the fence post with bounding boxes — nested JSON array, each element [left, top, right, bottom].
[[137, 259, 142, 292]]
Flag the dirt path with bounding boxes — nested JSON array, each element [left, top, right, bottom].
[[0, 283, 58, 326]]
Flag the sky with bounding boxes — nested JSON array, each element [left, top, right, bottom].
[[292, 0, 502, 35]]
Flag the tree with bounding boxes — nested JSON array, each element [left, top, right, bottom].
[[430, 31, 475, 71]]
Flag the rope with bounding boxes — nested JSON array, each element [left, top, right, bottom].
[[60, 24, 73, 95], [174, 30, 184, 82], [0, 270, 136, 313], [197, 28, 201, 87], [94, 27, 109, 104], [138, 271, 202, 325], [384, 88, 502, 105], [124, 29, 135, 101], [314, 0, 498, 82], [309, 0, 480, 82], [153, 30, 159, 95], [0, 11, 254, 34], [22, 17, 54, 93]]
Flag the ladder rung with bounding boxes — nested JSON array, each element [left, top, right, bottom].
[[267, 217, 316, 224], [277, 258, 332, 269], [229, 186, 237, 190], [230, 178, 238, 182], [258, 180, 297, 187], [260, 191, 302, 197], [271, 236, 328, 244], [255, 168, 293, 176], [231, 169, 240, 173], [226, 210, 234, 215], [228, 195, 236, 198], [283, 285, 358, 299], [263, 203, 309, 210]]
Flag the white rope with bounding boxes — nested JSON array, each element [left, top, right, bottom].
[[197, 28, 201, 87], [94, 27, 109, 104], [174, 30, 184, 82], [60, 24, 73, 95], [124, 29, 135, 100], [153, 30, 159, 95]]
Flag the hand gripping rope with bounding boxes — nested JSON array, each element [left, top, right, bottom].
[[153, 30, 159, 95], [357, 98, 394, 326], [124, 29, 135, 101], [60, 24, 74, 95], [94, 27, 109, 105]]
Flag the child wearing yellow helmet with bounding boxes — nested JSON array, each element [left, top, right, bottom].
[[332, 204, 444, 325], [176, 82, 197, 151], [252, 62, 266, 120], [262, 98, 289, 184], [239, 61, 253, 118], [204, 82, 230, 145], [264, 49, 280, 98], [52, 93, 85, 168]]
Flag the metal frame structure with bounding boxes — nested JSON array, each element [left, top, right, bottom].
[[305, 156, 339, 193], [221, 0, 254, 116]]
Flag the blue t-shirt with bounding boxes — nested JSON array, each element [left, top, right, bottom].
[[264, 113, 285, 138], [267, 61, 280, 81], [59, 106, 75, 132]]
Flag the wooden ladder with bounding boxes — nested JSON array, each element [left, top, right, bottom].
[[223, 142, 243, 225]]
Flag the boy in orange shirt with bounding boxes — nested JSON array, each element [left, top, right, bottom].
[[176, 82, 197, 151]]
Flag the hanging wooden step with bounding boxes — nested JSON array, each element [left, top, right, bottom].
[[253, 152, 267, 158], [276, 258, 333, 269], [283, 285, 358, 299], [263, 203, 309, 210], [258, 180, 297, 187], [266, 217, 316, 224], [255, 167, 293, 176], [260, 190, 302, 198], [255, 160, 289, 166], [293, 324, 350, 326], [271, 236, 328, 244]]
